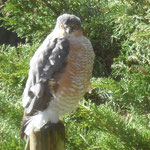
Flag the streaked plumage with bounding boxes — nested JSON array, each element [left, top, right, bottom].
[[21, 14, 95, 138]]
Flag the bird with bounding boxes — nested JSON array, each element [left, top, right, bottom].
[[20, 13, 95, 139]]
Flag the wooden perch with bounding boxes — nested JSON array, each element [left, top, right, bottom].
[[25, 122, 65, 150]]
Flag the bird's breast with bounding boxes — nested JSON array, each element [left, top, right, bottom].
[[56, 36, 94, 99], [48, 36, 94, 115]]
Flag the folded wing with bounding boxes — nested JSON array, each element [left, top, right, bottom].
[[22, 37, 70, 114]]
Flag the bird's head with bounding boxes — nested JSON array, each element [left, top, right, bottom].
[[55, 14, 82, 37]]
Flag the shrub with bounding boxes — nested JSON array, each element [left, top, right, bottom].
[[0, 43, 37, 149]]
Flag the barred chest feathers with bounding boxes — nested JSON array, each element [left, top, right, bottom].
[[48, 36, 94, 116]]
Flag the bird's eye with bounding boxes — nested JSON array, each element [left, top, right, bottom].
[[73, 25, 79, 29], [60, 24, 64, 29]]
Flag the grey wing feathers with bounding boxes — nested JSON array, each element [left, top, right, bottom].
[[22, 37, 70, 114]]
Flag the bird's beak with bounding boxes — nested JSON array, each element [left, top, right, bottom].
[[65, 26, 72, 34]]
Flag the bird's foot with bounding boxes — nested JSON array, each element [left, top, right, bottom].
[[40, 120, 64, 131]]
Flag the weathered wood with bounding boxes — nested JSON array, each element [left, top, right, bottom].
[[25, 122, 65, 150]]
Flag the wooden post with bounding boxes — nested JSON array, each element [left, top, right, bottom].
[[25, 122, 65, 150]]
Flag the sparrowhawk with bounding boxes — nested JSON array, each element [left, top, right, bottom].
[[21, 14, 95, 138]]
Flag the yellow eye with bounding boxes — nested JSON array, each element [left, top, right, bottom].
[[60, 24, 64, 29], [73, 25, 79, 29]]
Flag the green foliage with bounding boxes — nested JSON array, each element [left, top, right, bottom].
[[0, 43, 39, 90], [110, 0, 150, 114], [0, 43, 38, 149], [0, 0, 150, 149], [0, 91, 24, 150], [64, 77, 150, 150]]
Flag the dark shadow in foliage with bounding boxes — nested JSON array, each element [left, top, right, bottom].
[[0, 1, 25, 46]]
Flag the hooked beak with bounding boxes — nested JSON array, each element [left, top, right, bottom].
[[65, 26, 73, 34]]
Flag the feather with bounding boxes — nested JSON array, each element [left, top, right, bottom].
[[22, 37, 70, 114]]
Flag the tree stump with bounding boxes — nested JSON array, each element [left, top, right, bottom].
[[25, 122, 65, 150]]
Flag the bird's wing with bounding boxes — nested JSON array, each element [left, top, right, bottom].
[[22, 36, 70, 114]]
